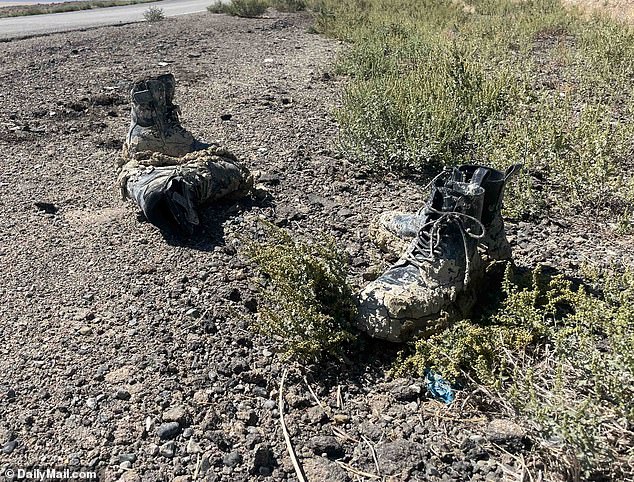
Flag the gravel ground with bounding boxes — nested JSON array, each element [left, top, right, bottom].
[[1, 10, 633, 482]]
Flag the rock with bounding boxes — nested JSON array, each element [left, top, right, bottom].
[[163, 406, 189, 426], [252, 443, 274, 472], [118, 453, 137, 463], [389, 379, 422, 402], [303, 458, 350, 482], [236, 410, 258, 426], [119, 470, 141, 482], [486, 418, 527, 452], [193, 390, 210, 405], [375, 440, 425, 475], [186, 308, 200, 318], [114, 388, 131, 401], [186, 438, 201, 454], [258, 172, 281, 185], [156, 422, 180, 440], [2, 440, 17, 454], [333, 414, 349, 424], [306, 405, 329, 425], [79, 326, 92, 335], [159, 441, 175, 458], [307, 436, 344, 458], [263, 399, 276, 410], [245, 432, 263, 449], [223, 450, 242, 467]]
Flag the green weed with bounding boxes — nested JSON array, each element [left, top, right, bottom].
[[208, 0, 268, 17], [395, 264, 634, 479], [313, 0, 634, 217], [242, 222, 356, 362], [143, 6, 164, 22]]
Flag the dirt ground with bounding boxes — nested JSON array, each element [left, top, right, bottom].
[[0, 9, 632, 482]]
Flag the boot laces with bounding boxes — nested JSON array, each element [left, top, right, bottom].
[[403, 207, 485, 285]]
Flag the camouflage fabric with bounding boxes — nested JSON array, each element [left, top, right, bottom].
[[370, 164, 521, 262], [118, 147, 253, 235], [116, 74, 253, 235], [357, 182, 485, 342], [123, 73, 207, 159]]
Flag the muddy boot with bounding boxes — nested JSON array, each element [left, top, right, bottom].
[[370, 164, 521, 260], [357, 182, 486, 342], [124, 73, 207, 159], [125, 165, 199, 236], [123, 148, 253, 236]]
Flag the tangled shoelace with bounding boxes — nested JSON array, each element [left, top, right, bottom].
[[402, 207, 485, 285]]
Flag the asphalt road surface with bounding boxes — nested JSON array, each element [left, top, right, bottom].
[[0, 0, 223, 39]]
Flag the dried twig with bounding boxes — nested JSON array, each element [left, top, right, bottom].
[[337, 385, 344, 409], [192, 453, 201, 480], [362, 435, 381, 477], [336, 461, 381, 479], [303, 376, 326, 411], [332, 425, 360, 444], [279, 369, 307, 482]]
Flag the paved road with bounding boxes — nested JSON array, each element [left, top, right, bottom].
[[0, 0, 224, 39]]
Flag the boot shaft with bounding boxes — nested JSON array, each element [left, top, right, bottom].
[[452, 164, 521, 225]]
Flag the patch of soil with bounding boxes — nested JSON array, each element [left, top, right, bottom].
[[0, 10, 631, 482]]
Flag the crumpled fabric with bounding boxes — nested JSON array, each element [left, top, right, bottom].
[[425, 369, 454, 404]]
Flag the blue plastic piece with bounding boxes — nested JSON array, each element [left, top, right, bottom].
[[424, 369, 454, 404]]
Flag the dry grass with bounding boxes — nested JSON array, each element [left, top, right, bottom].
[[562, 0, 634, 22]]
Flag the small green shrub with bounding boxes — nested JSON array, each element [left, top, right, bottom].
[[271, 0, 305, 12], [395, 264, 634, 479], [208, 0, 268, 17], [143, 6, 164, 22], [243, 222, 356, 362], [313, 0, 634, 217]]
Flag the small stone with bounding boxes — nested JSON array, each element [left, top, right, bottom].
[[333, 414, 349, 424], [120, 461, 132, 470], [119, 453, 137, 463], [236, 410, 258, 426], [159, 441, 175, 458], [220, 114, 232, 121], [251, 386, 267, 398], [263, 400, 276, 410], [2, 440, 17, 454], [156, 422, 180, 440], [185, 308, 200, 318], [182, 427, 193, 438], [145, 417, 154, 433], [193, 390, 210, 405], [252, 443, 274, 471], [163, 406, 189, 425], [307, 436, 344, 458], [223, 450, 242, 467], [306, 406, 329, 425], [303, 458, 348, 481], [86, 397, 98, 410], [186, 438, 201, 454], [79, 326, 92, 335], [114, 388, 131, 401]]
